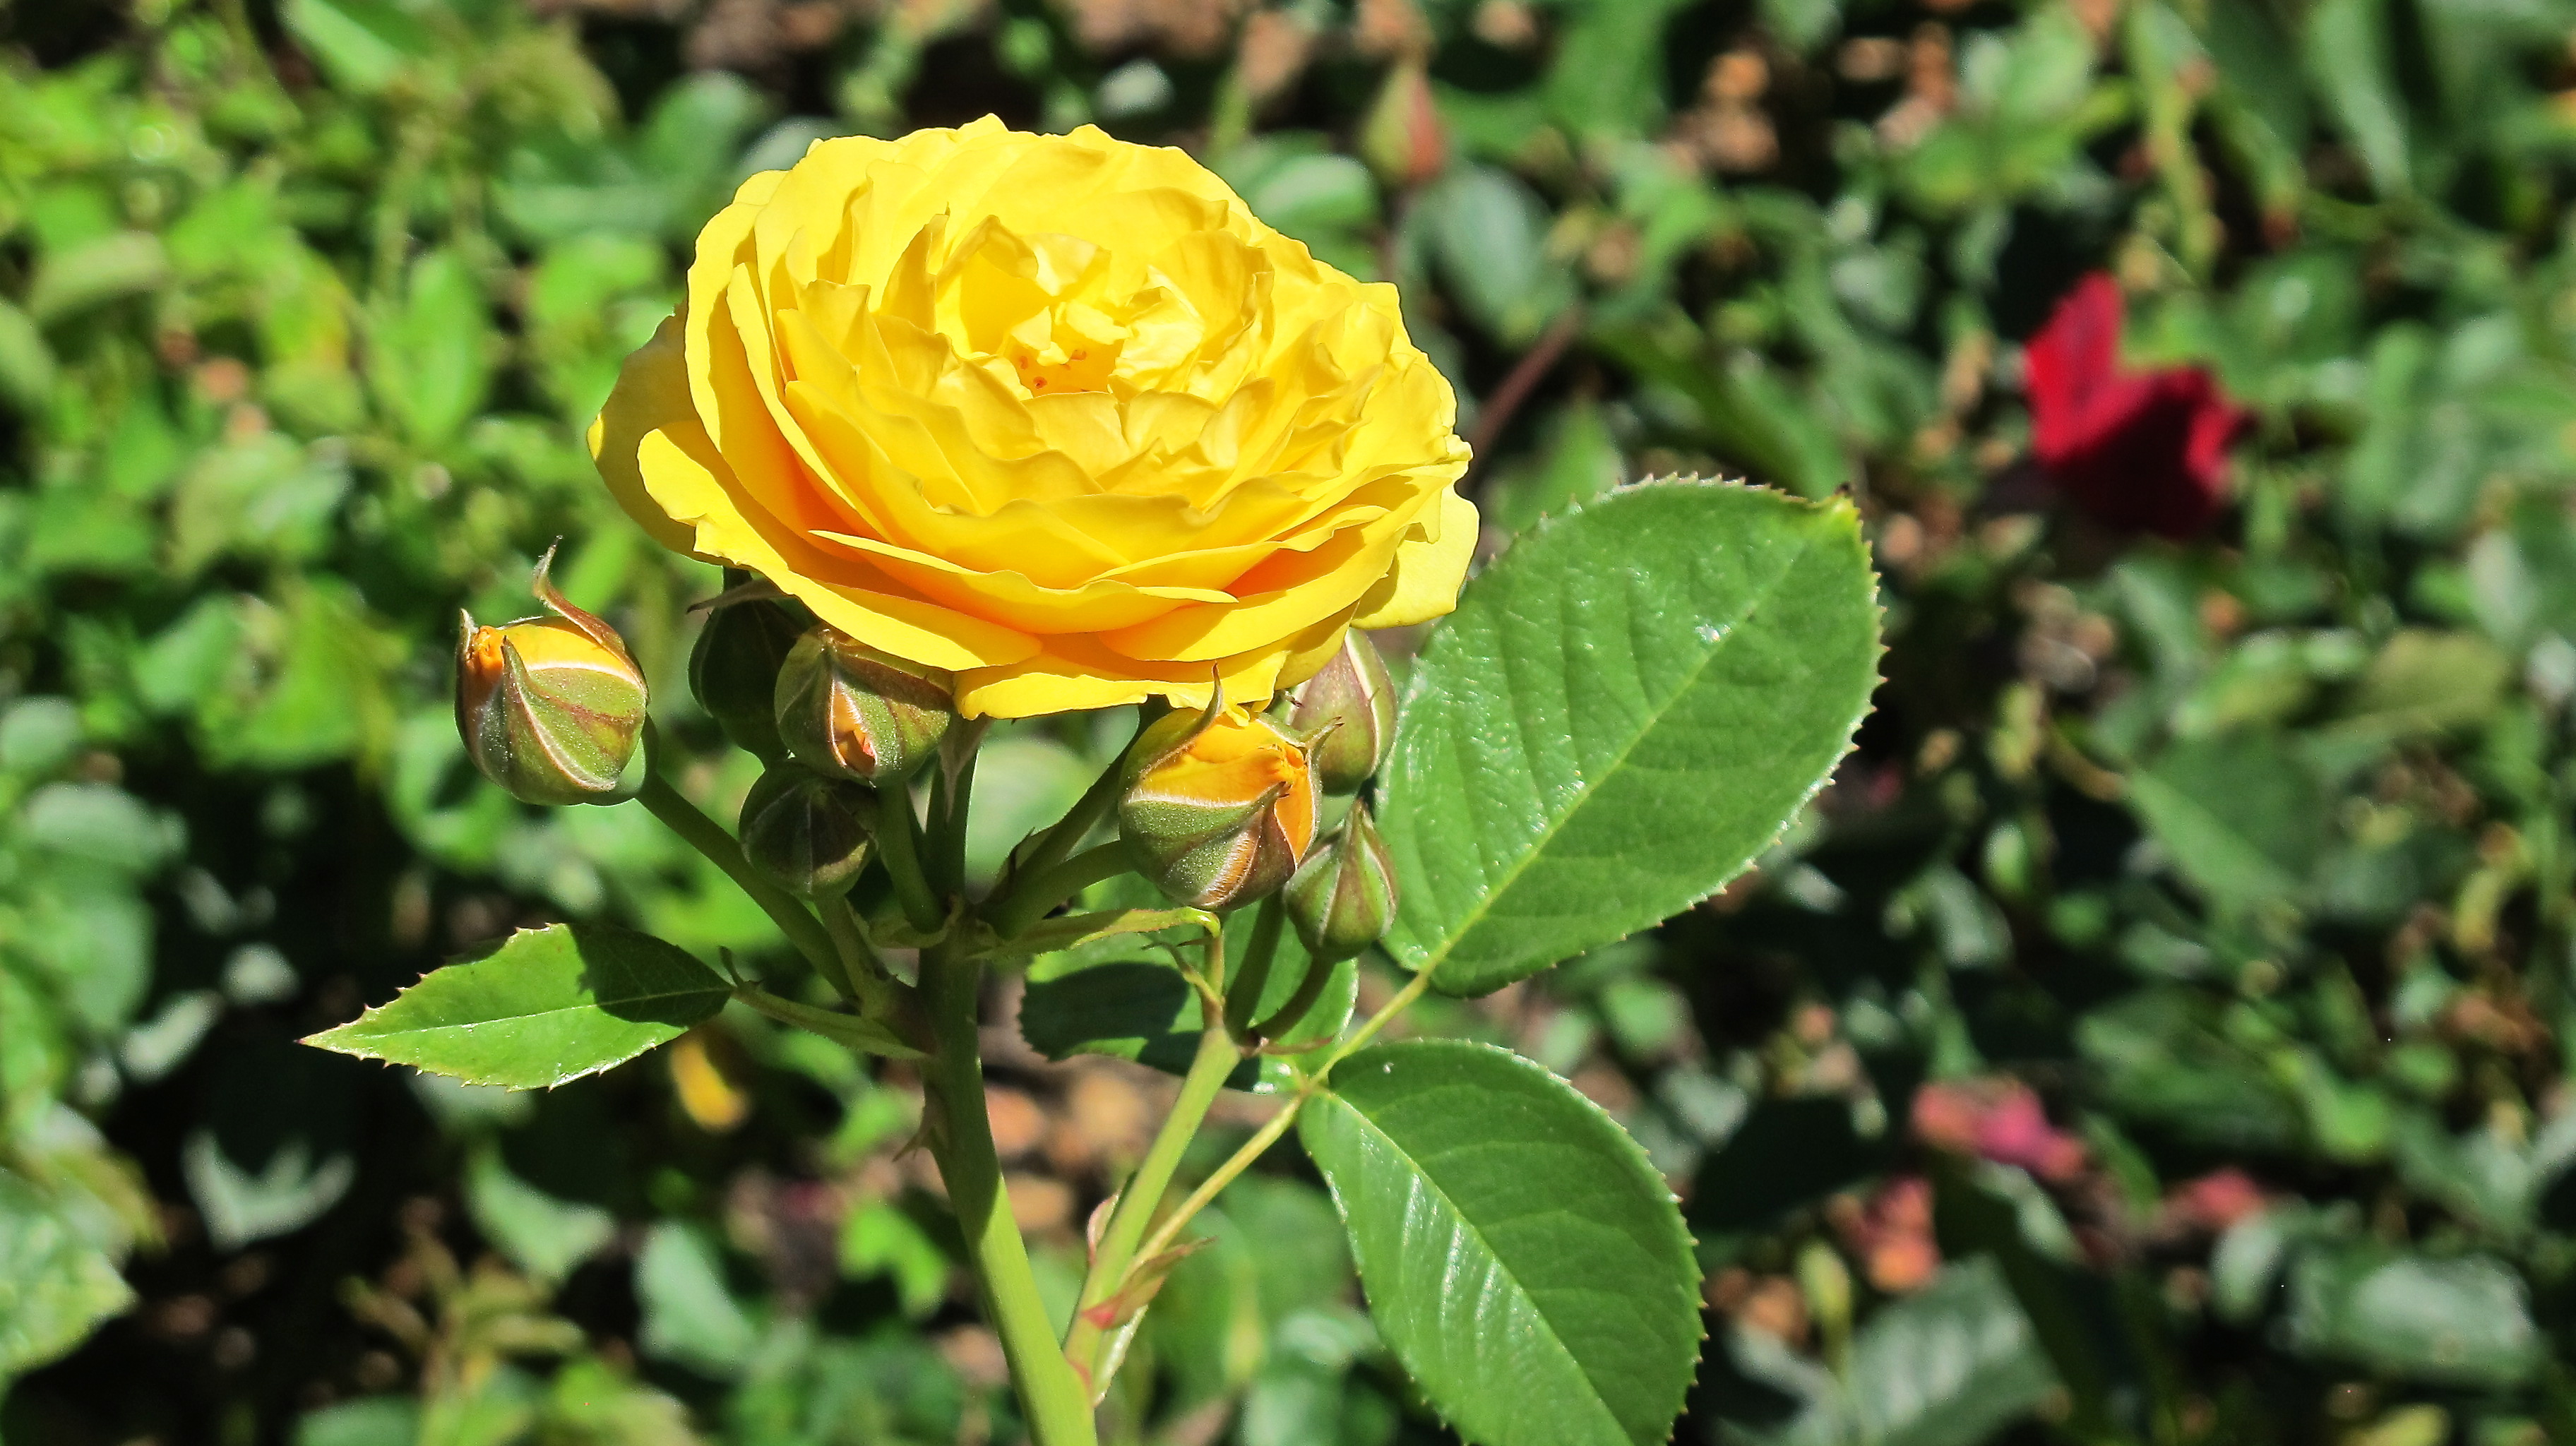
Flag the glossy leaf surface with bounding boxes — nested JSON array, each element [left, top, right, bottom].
[[1300, 1041, 1700, 1446], [1378, 481, 1880, 993], [304, 923, 728, 1089]]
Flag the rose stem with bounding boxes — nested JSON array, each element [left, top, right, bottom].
[[1132, 964, 1438, 1267], [1222, 897, 1285, 1036], [1062, 1016, 1245, 1384], [989, 842, 1133, 941], [1005, 710, 1150, 899], [919, 941, 1101, 1446], [633, 725, 837, 977], [873, 784, 946, 935], [931, 743, 977, 898]]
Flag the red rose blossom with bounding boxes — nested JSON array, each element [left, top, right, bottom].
[[2025, 273, 2248, 538]]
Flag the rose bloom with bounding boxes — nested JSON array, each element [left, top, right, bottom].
[[2025, 273, 2246, 539], [592, 118, 1474, 718]]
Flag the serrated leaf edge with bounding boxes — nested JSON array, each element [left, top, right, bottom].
[[1307, 1038, 1703, 1446], [1391, 477, 1885, 992]]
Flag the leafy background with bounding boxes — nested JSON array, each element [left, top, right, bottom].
[[4, 0, 2575, 1444]]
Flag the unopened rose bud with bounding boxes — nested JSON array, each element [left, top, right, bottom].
[[1288, 630, 1397, 794], [1118, 694, 1320, 910], [690, 579, 803, 763], [738, 765, 875, 898], [1284, 800, 1397, 962], [455, 548, 648, 806], [773, 626, 955, 787]]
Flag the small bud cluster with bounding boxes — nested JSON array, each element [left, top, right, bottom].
[[456, 556, 967, 911], [1280, 631, 1403, 957], [455, 557, 1405, 964], [1116, 631, 1404, 962]]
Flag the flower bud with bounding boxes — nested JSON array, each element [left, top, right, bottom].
[[1284, 801, 1397, 962], [773, 626, 955, 786], [738, 765, 875, 898], [455, 548, 648, 806], [1288, 630, 1397, 794], [689, 577, 804, 764], [1118, 693, 1320, 910]]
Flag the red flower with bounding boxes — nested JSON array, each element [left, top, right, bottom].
[[2024, 273, 2248, 538]]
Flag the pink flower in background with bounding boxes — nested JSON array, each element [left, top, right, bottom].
[[2164, 1167, 2268, 1233], [1912, 1077, 2089, 1183], [2025, 273, 2248, 539]]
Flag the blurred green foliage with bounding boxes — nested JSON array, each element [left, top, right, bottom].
[[4, 0, 2576, 1444]]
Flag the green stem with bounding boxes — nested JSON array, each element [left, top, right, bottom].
[[818, 897, 893, 1015], [932, 727, 983, 898], [875, 784, 945, 935], [920, 945, 1099, 1446], [635, 766, 837, 979], [1134, 962, 1437, 1266], [1249, 950, 1337, 1042], [732, 984, 918, 1057], [1008, 714, 1146, 896], [990, 842, 1135, 941], [1063, 1021, 1244, 1383], [1319, 964, 1435, 1071], [1222, 898, 1285, 1037], [1132, 1091, 1304, 1267]]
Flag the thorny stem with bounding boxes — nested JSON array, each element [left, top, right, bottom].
[[919, 943, 1100, 1446], [1063, 1020, 1245, 1385], [933, 745, 978, 897]]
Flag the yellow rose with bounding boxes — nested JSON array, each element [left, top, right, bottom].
[[590, 117, 1476, 719]]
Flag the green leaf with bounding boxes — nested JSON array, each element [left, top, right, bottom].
[[0, 1173, 135, 1378], [281, 0, 433, 96], [2077, 990, 2302, 1151], [636, 1222, 759, 1378], [839, 1198, 950, 1319], [1378, 480, 1880, 994], [2302, 0, 2410, 196], [1018, 959, 1239, 1082], [1299, 1041, 1700, 1446], [466, 1150, 615, 1286], [1420, 166, 1578, 346], [294, 1397, 421, 1446], [25, 232, 168, 323], [367, 249, 491, 449], [2125, 735, 2321, 912], [1746, 1257, 2059, 1446], [303, 922, 729, 1089], [2328, 628, 2510, 744], [2285, 1247, 2540, 1387]]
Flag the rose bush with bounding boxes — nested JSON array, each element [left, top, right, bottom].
[[590, 117, 1476, 718]]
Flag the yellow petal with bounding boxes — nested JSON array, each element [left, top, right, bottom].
[[1350, 487, 1480, 629], [630, 426, 1039, 673], [589, 313, 712, 558], [1095, 476, 1449, 662], [953, 611, 1346, 719]]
